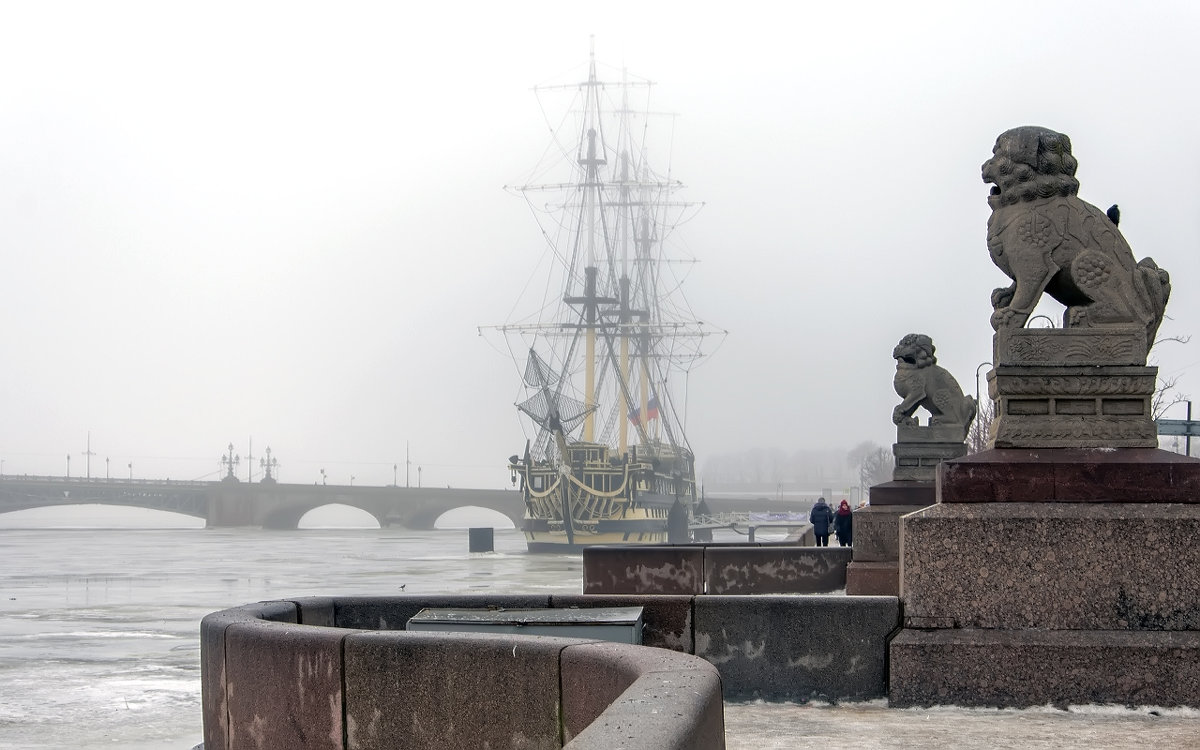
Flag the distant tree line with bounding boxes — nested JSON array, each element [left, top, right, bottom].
[[701, 444, 893, 492]]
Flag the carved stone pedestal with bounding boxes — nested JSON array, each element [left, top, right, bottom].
[[892, 425, 968, 482], [845, 481, 934, 597], [889, 448, 1200, 708], [988, 328, 1158, 448]]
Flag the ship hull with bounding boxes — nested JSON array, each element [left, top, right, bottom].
[[522, 514, 672, 552]]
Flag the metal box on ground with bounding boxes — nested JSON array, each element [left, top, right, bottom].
[[468, 527, 494, 552], [406, 606, 644, 644]]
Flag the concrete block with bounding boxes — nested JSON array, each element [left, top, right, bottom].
[[583, 545, 704, 595], [564, 647, 725, 750], [343, 630, 574, 750], [694, 595, 899, 701], [225, 620, 346, 750], [332, 594, 550, 630], [200, 601, 297, 750], [704, 547, 850, 594], [889, 628, 1200, 708], [551, 594, 695, 653], [938, 447, 1200, 503], [900, 502, 1200, 630], [845, 562, 898, 596]]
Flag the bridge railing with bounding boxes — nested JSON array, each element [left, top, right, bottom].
[[0, 474, 210, 488]]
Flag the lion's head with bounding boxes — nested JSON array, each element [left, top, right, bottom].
[[982, 126, 1080, 209], [893, 333, 936, 370]]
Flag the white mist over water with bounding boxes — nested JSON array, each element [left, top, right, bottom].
[[0, 521, 1196, 749]]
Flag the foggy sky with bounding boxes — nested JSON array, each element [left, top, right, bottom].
[[2, 2, 1198, 489]]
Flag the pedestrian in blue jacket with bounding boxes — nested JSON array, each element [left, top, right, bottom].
[[810, 497, 834, 547]]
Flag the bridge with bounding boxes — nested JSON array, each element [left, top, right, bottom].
[[0, 475, 803, 531], [0, 476, 525, 530]]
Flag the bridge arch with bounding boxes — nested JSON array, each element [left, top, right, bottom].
[[297, 504, 382, 529], [432, 506, 518, 529], [0, 504, 205, 528]]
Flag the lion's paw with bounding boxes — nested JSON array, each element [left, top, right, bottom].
[[990, 308, 1023, 330]]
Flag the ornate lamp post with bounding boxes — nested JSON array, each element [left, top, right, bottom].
[[260, 447, 278, 483], [220, 443, 240, 482]]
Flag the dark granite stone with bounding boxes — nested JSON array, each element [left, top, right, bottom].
[[560, 641, 723, 747], [937, 447, 1200, 503], [890, 628, 1200, 708], [583, 545, 705, 595], [200, 601, 297, 750], [287, 596, 336, 627], [704, 546, 850, 594], [550, 594, 695, 653], [845, 561, 899, 596], [901, 502, 1200, 630], [565, 661, 725, 750], [868, 480, 936, 506], [225, 620, 345, 750], [694, 595, 898, 701], [343, 630, 574, 750]]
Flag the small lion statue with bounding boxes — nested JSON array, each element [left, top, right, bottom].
[[892, 334, 977, 431], [982, 126, 1170, 350]]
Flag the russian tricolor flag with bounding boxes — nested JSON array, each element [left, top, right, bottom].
[[628, 396, 660, 426]]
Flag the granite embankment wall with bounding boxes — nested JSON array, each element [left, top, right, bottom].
[[582, 543, 853, 595], [202, 545, 899, 748], [201, 596, 725, 750]]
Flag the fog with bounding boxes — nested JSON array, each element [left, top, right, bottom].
[[2, 1, 1197, 491]]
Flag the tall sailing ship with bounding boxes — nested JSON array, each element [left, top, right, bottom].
[[498, 44, 722, 552]]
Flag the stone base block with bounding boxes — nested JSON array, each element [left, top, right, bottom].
[[993, 327, 1148, 367], [695, 595, 899, 701], [893, 442, 967, 482], [889, 628, 1200, 708], [853, 505, 924, 562], [987, 363, 1157, 448], [846, 561, 898, 596], [901, 502, 1200, 630], [937, 447, 1200, 503], [705, 546, 849, 594]]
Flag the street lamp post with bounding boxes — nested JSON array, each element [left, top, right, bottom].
[[974, 361, 991, 410], [66, 454, 71, 478], [128, 462, 133, 480], [106, 457, 110, 480], [418, 466, 422, 488], [393, 463, 397, 487], [350, 475, 355, 487]]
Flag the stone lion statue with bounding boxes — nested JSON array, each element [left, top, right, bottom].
[[892, 334, 977, 429], [982, 126, 1170, 350]]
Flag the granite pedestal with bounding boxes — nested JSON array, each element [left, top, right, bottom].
[[845, 481, 934, 597], [889, 447, 1200, 708]]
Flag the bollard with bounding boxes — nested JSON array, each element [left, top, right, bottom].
[[469, 527, 494, 553]]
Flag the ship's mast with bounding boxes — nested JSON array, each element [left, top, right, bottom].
[[568, 42, 611, 443]]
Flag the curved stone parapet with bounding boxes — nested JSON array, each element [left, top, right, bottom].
[[200, 596, 725, 750]]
